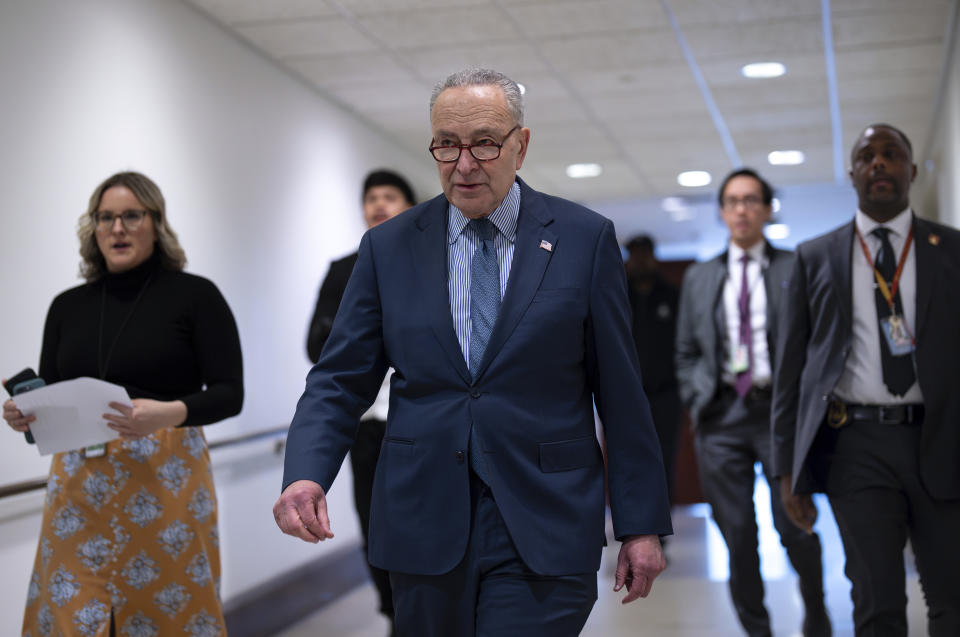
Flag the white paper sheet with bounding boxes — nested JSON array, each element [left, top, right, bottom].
[[12, 377, 131, 455]]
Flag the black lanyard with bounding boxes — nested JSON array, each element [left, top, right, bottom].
[[97, 274, 153, 379]]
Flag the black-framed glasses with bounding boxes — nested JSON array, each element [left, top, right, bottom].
[[94, 209, 150, 231], [721, 195, 765, 210], [429, 125, 521, 162]]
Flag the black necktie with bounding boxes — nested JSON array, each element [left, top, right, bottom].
[[871, 227, 915, 396]]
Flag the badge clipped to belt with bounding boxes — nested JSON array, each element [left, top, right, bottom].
[[827, 400, 849, 429]]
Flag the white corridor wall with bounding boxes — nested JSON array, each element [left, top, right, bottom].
[[0, 0, 436, 633]]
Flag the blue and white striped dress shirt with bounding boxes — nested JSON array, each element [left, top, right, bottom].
[[447, 181, 520, 367]]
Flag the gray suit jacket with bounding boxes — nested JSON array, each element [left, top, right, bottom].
[[771, 216, 960, 498], [675, 242, 795, 428]]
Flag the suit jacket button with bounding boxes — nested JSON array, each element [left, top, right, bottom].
[[455, 450, 465, 464], [470, 389, 481, 398]]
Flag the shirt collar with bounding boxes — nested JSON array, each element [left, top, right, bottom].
[[447, 181, 521, 245], [727, 239, 766, 267], [855, 206, 913, 239]]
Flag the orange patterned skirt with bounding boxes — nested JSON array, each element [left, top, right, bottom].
[[22, 427, 225, 637]]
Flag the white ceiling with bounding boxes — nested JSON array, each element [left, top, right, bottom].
[[183, 0, 953, 246]]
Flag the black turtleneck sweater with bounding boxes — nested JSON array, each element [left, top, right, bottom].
[[38, 252, 243, 426]]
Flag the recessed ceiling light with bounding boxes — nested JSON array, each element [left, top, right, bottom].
[[768, 150, 805, 165], [741, 62, 786, 79], [766, 223, 790, 240], [517, 83, 526, 95], [677, 171, 711, 187], [566, 163, 602, 179]]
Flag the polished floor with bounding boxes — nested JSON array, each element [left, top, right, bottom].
[[276, 477, 929, 637]]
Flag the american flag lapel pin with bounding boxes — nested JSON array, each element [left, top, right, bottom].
[[929, 233, 940, 246], [539, 239, 553, 252]]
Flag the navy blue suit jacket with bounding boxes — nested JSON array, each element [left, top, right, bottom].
[[283, 178, 672, 577]]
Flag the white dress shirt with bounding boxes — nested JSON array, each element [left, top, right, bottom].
[[722, 240, 772, 387], [834, 207, 923, 404]]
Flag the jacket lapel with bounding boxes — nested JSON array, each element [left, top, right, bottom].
[[472, 179, 555, 381], [827, 221, 855, 330], [913, 215, 937, 339], [762, 243, 779, 361], [409, 196, 472, 384], [708, 254, 728, 363]]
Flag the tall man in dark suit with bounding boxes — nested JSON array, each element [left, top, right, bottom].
[[306, 169, 416, 633], [773, 123, 960, 636], [676, 168, 830, 637], [273, 68, 672, 636]]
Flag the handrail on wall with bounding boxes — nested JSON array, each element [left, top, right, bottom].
[[0, 424, 289, 501]]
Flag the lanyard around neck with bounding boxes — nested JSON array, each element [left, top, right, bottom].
[[98, 274, 154, 379], [854, 225, 913, 313]]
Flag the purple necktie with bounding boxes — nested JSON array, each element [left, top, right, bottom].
[[734, 254, 752, 397]]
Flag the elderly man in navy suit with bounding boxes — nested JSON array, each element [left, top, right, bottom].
[[273, 68, 672, 636]]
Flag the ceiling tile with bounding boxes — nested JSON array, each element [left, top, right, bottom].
[[333, 0, 491, 14], [235, 18, 378, 57], [185, 0, 338, 24], [832, 8, 948, 50], [668, 0, 821, 26], [681, 18, 823, 60], [403, 42, 550, 81], [288, 52, 419, 86], [504, 0, 668, 38], [831, 0, 951, 14], [537, 31, 684, 72], [356, 6, 524, 49]]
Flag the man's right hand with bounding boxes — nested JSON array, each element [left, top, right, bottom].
[[779, 474, 817, 534], [273, 479, 335, 543]]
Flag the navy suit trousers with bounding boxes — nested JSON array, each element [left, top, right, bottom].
[[390, 473, 597, 637]]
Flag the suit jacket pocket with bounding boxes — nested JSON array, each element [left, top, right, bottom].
[[385, 437, 416, 457], [532, 287, 580, 302], [539, 436, 600, 472]]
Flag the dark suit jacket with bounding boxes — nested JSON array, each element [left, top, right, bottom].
[[307, 252, 358, 364], [675, 242, 794, 427], [628, 275, 680, 395], [283, 178, 672, 577], [771, 216, 960, 499]]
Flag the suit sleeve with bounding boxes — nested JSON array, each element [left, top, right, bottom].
[[674, 267, 701, 407], [283, 232, 388, 492], [771, 247, 811, 481], [586, 219, 673, 539]]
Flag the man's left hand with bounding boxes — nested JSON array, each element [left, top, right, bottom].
[[614, 534, 666, 604], [103, 399, 188, 439]]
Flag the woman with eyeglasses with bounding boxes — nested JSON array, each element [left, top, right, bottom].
[[3, 171, 243, 636]]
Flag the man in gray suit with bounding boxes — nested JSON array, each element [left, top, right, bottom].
[[773, 123, 960, 635], [676, 168, 830, 637]]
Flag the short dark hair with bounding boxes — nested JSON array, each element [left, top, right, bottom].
[[625, 235, 655, 253], [363, 169, 416, 205], [852, 123, 913, 161], [717, 168, 774, 207]]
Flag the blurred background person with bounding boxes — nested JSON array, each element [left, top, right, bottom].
[[2, 171, 243, 636], [306, 168, 416, 636], [624, 235, 680, 507], [675, 168, 829, 637]]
